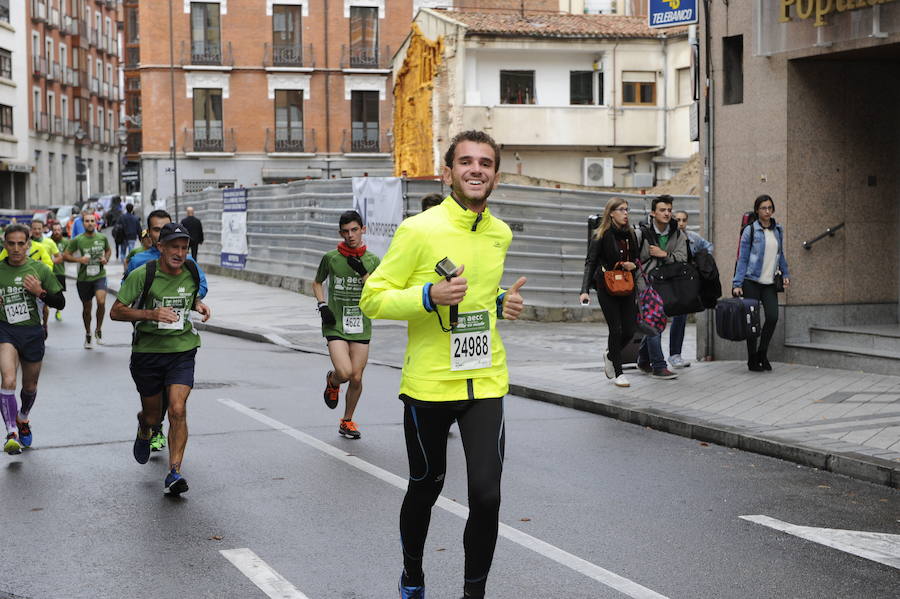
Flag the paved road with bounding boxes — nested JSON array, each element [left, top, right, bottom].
[[0, 286, 897, 598]]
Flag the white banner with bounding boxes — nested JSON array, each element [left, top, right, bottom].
[[221, 188, 248, 269], [352, 177, 403, 258]]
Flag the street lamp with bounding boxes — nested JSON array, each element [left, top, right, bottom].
[[74, 127, 87, 206]]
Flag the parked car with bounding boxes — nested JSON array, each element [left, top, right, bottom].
[[50, 204, 78, 235]]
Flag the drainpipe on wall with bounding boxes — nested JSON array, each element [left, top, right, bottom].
[[324, 0, 331, 178], [661, 32, 668, 176], [611, 42, 619, 149]]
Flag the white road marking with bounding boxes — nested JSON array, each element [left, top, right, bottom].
[[740, 515, 900, 569], [219, 398, 669, 599], [220, 547, 311, 598]]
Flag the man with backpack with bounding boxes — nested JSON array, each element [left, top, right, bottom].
[[635, 195, 687, 379], [668, 210, 715, 369], [110, 223, 211, 495]]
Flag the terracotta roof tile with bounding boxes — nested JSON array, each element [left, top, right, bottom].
[[440, 11, 686, 39]]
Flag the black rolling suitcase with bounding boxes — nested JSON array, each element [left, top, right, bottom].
[[715, 298, 761, 341]]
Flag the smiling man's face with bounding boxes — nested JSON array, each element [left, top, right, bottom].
[[442, 140, 499, 210]]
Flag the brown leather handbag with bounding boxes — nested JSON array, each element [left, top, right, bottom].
[[603, 262, 634, 296]]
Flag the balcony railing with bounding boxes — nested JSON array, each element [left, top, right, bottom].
[[181, 40, 233, 67], [341, 129, 391, 154], [265, 126, 315, 153], [125, 47, 140, 68], [63, 15, 78, 35], [35, 112, 49, 133], [31, 0, 47, 23], [48, 61, 60, 81], [32, 55, 46, 77], [49, 8, 60, 28], [66, 119, 80, 138], [101, 81, 109, 98], [183, 126, 236, 153], [51, 116, 63, 136], [90, 77, 99, 95], [67, 67, 80, 87], [90, 29, 99, 48], [263, 43, 314, 68], [340, 45, 392, 70], [92, 126, 100, 143], [112, 85, 120, 101]]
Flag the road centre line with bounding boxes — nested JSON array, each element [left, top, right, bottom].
[[219, 398, 670, 599], [220, 547, 311, 599], [740, 515, 900, 570]]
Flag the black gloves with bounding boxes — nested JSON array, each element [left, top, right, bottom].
[[346, 255, 368, 277], [318, 302, 336, 326]]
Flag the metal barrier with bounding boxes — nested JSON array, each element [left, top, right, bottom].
[[185, 179, 700, 311]]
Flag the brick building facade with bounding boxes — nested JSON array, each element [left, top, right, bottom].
[[138, 0, 413, 211]]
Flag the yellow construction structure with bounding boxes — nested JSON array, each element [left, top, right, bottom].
[[393, 24, 443, 177]]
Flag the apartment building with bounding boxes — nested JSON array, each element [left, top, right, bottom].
[[393, 9, 696, 187], [138, 0, 414, 208], [27, 0, 124, 209], [0, 0, 31, 208]]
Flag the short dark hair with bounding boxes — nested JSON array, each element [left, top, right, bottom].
[[126, 203, 134, 213], [443, 130, 501, 172], [339, 210, 364, 228], [4, 224, 30, 240], [651, 194, 674, 212], [147, 209, 171, 227], [420, 193, 443, 211], [754, 194, 774, 214]]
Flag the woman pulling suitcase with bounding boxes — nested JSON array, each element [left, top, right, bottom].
[[580, 197, 639, 387], [732, 194, 791, 371]]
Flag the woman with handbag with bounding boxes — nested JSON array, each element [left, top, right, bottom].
[[580, 197, 638, 388], [732, 194, 791, 371]]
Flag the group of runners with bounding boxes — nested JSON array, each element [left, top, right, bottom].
[[0, 130, 523, 598]]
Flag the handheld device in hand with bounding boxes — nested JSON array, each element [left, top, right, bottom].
[[434, 257, 459, 328]]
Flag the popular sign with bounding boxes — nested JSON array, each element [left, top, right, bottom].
[[780, 0, 896, 27], [648, 0, 698, 28]]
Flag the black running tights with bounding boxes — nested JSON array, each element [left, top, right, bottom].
[[596, 286, 638, 376], [400, 398, 505, 596]]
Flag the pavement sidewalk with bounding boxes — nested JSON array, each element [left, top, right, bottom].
[[98, 260, 900, 488]]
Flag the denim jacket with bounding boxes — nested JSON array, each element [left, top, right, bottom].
[[686, 230, 714, 255], [732, 220, 789, 288]]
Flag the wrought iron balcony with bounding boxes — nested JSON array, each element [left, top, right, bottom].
[[35, 112, 49, 133], [31, 0, 47, 23], [264, 126, 315, 153], [92, 126, 100, 143], [51, 116, 63, 136], [263, 43, 314, 68], [341, 129, 391, 154], [49, 7, 60, 28], [182, 40, 233, 67], [32, 55, 44, 76], [90, 77, 99, 95], [47, 61, 58, 81], [101, 81, 109, 98], [340, 45, 392, 70], [183, 126, 236, 153], [90, 28, 99, 47]]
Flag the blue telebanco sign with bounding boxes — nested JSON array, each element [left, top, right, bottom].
[[648, 0, 699, 28]]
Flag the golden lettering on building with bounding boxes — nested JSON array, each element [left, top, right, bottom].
[[780, 0, 894, 26]]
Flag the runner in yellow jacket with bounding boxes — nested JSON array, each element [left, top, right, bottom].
[[360, 130, 526, 599]]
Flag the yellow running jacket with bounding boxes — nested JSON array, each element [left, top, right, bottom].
[[360, 196, 513, 402]]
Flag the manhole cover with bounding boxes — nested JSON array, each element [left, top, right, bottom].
[[193, 381, 235, 390]]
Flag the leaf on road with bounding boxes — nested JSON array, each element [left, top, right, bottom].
[[272, 477, 286, 480], [436, 548, 445, 552], [209, 535, 223, 541], [520, 517, 531, 522], [30, 507, 43, 512], [817, 485, 831, 489], [699, 442, 709, 447]]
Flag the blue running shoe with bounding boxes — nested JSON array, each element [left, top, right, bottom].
[[133, 417, 151, 464], [17, 421, 32, 448], [399, 575, 425, 599], [164, 470, 189, 495]]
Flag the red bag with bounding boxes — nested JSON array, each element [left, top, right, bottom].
[[603, 262, 634, 296]]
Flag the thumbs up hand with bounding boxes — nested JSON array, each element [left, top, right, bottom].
[[502, 277, 527, 321]]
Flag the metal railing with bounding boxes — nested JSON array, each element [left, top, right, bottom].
[[90, 77, 99, 95], [32, 55, 46, 76], [263, 43, 314, 68], [35, 112, 49, 133], [112, 85, 120, 101], [51, 116, 63, 136], [183, 126, 236, 153], [264, 126, 315, 153], [340, 44, 391, 69], [340, 129, 391, 154], [90, 28, 99, 47], [49, 7, 60, 28], [31, 0, 47, 22], [92, 126, 100, 143], [63, 15, 78, 35], [67, 67, 80, 87], [101, 81, 109, 98], [802, 222, 845, 251], [47, 61, 59, 81], [126, 47, 140, 68], [182, 40, 233, 67]]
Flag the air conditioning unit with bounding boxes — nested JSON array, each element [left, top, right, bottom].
[[633, 172, 655, 188], [583, 157, 614, 187]]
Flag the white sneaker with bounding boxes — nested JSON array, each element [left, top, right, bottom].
[[84, 335, 94, 349], [669, 354, 691, 369], [94, 330, 104, 345], [603, 352, 615, 379], [614, 374, 630, 388]]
